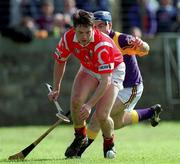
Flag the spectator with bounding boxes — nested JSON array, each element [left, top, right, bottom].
[[75, 0, 111, 12], [63, 0, 77, 28], [75, 0, 96, 11], [156, 0, 177, 33], [96, 0, 111, 11], [64, 0, 77, 15], [127, 0, 157, 37], [174, 0, 180, 31], [147, 0, 159, 13], [1, 16, 36, 43], [53, 0, 77, 37], [20, 0, 41, 20], [130, 26, 143, 37], [53, 13, 66, 37], [172, 0, 180, 31], [54, 0, 64, 13], [36, 0, 55, 35]]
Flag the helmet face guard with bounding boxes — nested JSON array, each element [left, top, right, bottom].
[[93, 11, 112, 23]]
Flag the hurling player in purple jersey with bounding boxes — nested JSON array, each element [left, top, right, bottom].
[[77, 11, 163, 158]]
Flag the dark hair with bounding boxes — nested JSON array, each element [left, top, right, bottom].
[[72, 9, 94, 28]]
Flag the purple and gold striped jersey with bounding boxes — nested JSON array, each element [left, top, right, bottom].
[[109, 30, 142, 88]]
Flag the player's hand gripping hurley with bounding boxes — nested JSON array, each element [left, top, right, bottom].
[[45, 83, 70, 123]]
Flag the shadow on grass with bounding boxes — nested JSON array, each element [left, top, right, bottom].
[[0, 157, 72, 163]]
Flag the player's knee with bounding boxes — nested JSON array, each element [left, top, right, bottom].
[[71, 96, 83, 111], [96, 111, 108, 122]]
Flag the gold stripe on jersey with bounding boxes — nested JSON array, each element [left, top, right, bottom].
[[112, 31, 121, 50], [124, 86, 137, 106]]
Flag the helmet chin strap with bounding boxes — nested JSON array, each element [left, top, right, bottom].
[[107, 23, 112, 34]]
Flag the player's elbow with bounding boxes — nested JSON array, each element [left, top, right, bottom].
[[143, 42, 150, 53], [138, 42, 150, 57]]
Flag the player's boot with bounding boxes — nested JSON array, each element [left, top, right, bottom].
[[65, 133, 88, 158], [150, 104, 163, 127], [104, 142, 116, 159], [77, 139, 94, 157]]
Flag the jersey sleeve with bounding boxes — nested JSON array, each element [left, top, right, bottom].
[[113, 33, 148, 56], [53, 36, 71, 63]]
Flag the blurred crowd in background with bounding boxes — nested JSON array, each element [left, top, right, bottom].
[[122, 0, 180, 37], [0, 0, 111, 42], [0, 0, 180, 43]]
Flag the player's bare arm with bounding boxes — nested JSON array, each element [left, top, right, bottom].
[[48, 61, 66, 101], [133, 37, 150, 56]]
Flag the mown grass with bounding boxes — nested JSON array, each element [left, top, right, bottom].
[[0, 121, 180, 164]]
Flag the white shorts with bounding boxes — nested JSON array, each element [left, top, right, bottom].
[[80, 62, 126, 90], [117, 83, 144, 112]]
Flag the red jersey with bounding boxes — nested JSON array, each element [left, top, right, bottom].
[[53, 28, 123, 74]]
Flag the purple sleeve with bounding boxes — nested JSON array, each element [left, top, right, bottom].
[[118, 33, 134, 49]]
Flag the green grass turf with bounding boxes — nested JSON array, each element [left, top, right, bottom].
[[0, 121, 180, 164]]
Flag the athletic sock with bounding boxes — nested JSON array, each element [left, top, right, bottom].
[[85, 128, 98, 148], [103, 135, 114, 156], [131, 110, 139, 123], [74, 125, 86, 137], [87, 128, 98, 140], [135, 108, 154, 121]]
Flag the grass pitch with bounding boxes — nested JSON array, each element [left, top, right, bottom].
[[0, 121, 180, 164]]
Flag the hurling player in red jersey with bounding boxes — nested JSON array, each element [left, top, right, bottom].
[[48, 9, 125, 159], [77, 11, 163, 158]]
